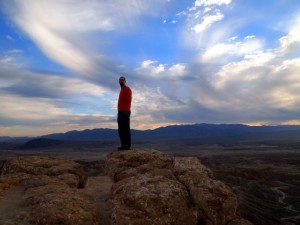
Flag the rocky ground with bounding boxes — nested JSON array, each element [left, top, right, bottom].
[[0, 149, 252, 225]]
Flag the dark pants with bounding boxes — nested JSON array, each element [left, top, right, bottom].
[[118, 111, 131, 148]]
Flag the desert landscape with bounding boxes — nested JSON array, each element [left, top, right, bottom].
[[0, 139, 299, 225], [2, 0, 300, 224]]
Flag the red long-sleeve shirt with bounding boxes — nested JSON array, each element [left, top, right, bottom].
[[118, 85, 132, 112]]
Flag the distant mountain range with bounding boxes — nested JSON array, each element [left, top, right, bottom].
[[2, 124, 300, 145]]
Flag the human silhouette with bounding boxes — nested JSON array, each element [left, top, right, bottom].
[[117, 76, 132, 150]]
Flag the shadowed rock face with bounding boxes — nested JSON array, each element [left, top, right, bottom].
[[105, 149, 253, 225]]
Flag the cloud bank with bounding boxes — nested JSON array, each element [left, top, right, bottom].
[[1, 0, 300, 136]]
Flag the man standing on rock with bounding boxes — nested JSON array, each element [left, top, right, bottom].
[[117, 76, 132, 150]]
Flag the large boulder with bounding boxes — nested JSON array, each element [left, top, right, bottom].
[[111, 174, 197, 225], [1, 156, 87, 188], [174, 157, 238, 225], [173, 157, 213, 178], [0, 156, 98, 225], [106, 150, 253, 225], [105, 149, 174, 182], [106, 150, 197, 225], [22, 183, 98, 225]]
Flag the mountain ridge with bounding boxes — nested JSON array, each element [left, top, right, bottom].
[[2, 123, 300, 144], [40, 123, 300, 144]]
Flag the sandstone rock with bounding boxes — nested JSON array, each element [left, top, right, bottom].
[[189, 179, 238, 225], [174, 157, 238, 225], [111, 174, 197, 225], [0, 156, 98, 225], [107, 150, 197, 225], [173, 157, 213, 179], [23, 183, 98, 225], [1, 156, 87, 188], [0, 151, 253, 225], [105, 149, 174, 181], [0, 173, 32, 195], [106, 150, 252, 225], [22, 174, 79, 190]]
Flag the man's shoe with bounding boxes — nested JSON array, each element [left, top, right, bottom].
[[117, 146, 130, 150]]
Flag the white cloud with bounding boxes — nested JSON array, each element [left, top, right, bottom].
[[189, 6, 197, 12], [176, 11, 187, 17], [195, 0, 232, 7], [201, 37, 263, 63], [210, 36, 300, 113], [182, 0, 236, 50], [214, 51, 276, 88], [0, 66, 105, 98], [192, 12, 224, 33], [136, 60, 188, 79], [136, 60, 165, 76], [131, 85, 186, 129], [279, 25, 300, 53], [204, 7, 212, 13], [2, 0, 300, 135], [0, 94, 116, 136], [5, 0, 168, 78], [0, 53, 26, 69], [0, 65, 115, 136], [174, 11, 300, 125], [168, 64, 187, 77], [245, 35, 255, 40], [9, 0, 165, 32]]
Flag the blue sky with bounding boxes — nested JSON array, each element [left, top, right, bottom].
[[1, 0, 300, 136]]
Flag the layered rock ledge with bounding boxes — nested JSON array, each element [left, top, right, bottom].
[[0, 150, 253, 225]]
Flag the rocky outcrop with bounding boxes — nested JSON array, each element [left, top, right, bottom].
[[174, 157, 237, 225], [0, 150, 253, 225], [1, 156, 87, 188], [106, 150, 197, 225], [105, 149, 175, 182], [0, 156, 97, 225], [105, 149, 253, 225]]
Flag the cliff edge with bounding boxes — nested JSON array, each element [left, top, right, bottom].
[[0, 149, 253, 225]]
